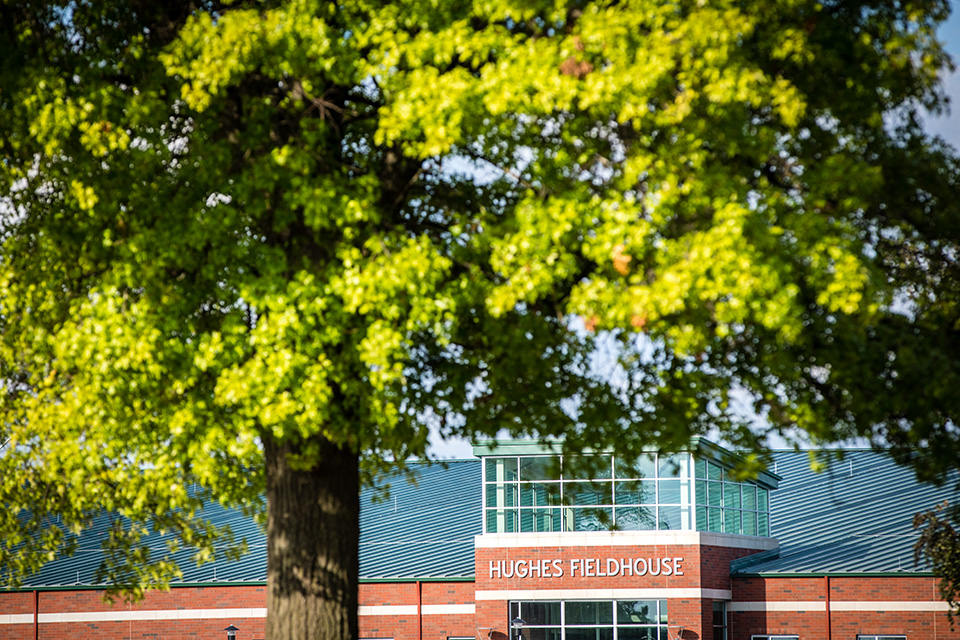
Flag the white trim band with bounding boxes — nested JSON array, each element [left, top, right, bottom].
[[830, 601, 952, 612], [476, 588, 732, 601], [730, 601, 952, 613], [36, 608, 267, 623], [729, 602, 826, 612], [475, 531, 778, 551], [359, 606, 418, 616], [0, 605, 479, 625], [421, 605, 476, 615]]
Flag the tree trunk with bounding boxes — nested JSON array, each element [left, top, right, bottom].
[[264, 435, 359, 640]]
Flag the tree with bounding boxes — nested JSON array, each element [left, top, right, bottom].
[[915, 502, 960, 625], [1, 0, 958, 637]]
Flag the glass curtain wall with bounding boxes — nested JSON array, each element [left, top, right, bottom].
[[509, 601, 669, 640], [484, 454, 770, 536]]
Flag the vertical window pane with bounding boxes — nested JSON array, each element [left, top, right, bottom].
[[617, 629, 657, 640], [521, 483, 558, 507], [696, 506, 708, 530], [658, 454, 685, 478], [616, 480, 657, 505], [742, 485, 757, 511], [724, 508, 741, 535], [486, 457, 518, 482], [566, 602, 613, 625], [567, 630, 613, 640], [615, 454, 657, 479], [708, 482, 723, 507], [695, 480, 707, 504], [758, 512, 770, 537], [723, 484, 741, 510], [520, 508, 561, 532], [568, 507, 612, 531], [758, 488, 769, 511], [708, 508, 723, 532], [567, 456, 613, 480], [487, 508, 518, 533], [567, 481, 613, 506], [487, 483, 518, 508], [658, 505, 682, 530], [614, 506, 657, 531], [519, 602, 561, 626], [742, 511, 758, 536], [707, 462, 723, 481], [521, 457, 560, 481], [525, 630, 562, 640], [695, 458, 707, 479], [617, 601, 658, 624], [658, 479, 682, 504]]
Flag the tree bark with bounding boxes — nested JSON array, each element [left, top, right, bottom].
[[265, 435, 359, 640]]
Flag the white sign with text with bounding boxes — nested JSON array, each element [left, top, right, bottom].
[[488, 557, 684, 579]]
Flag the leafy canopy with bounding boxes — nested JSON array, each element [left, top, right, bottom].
[[1, 0, 958, 595]]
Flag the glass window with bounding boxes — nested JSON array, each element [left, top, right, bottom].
[[566, 629, 613, 640], [708, 508, 723, 532], [522, 483, 559, 507], [712, 602, 727, 640], [482, 452, 770, 536], [723, 484, 741, 510], [566, 602, 613, 625], [614, 506, 657, 531], [522, 456, 561, 481], [742, 485, 757, 511], [615, 454, 656, 479], [694, 458, 707, 479], [567, 481, 613, 506], [724, 508, 741, 535], [488, 483, 518, 508], [742, 511, 758, 536], [615, 480, 656, 505], [616, 601, 661, 625], [567, 507, 613, 531], [513, 601, 562, 626], [658, 479, 682, 504], [487, 508, 518, 533], [486, 457, 518, 482], [658, 505, 682, 530], [510, 600, 669, 640], [708, 481, 723, 507], [567, 456, 613, 480], [658, 454, 685, 478], [707, 462, 723, 481], [520, 508, 561, 532]]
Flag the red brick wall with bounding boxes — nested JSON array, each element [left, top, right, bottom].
[[730, 575, 960, 640], [0, 581, 478, 640], [474, 539, 770, 640], [358, 581, 477, 640], [0, 586, 267, 640]]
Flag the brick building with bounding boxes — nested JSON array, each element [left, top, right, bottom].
[[0, 439, 956, 640]]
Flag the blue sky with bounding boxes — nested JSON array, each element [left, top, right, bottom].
[[927, 2, 959, 146]]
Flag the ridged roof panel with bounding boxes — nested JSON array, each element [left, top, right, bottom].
[[9, 459, 480, 588], [733, 449, 958, 575], [9, 449, 957, 587]]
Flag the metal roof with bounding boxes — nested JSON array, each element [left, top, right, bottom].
[[5, 448, 957, 589], [6, 459, 480, 589], [732, 449, 959, 575]]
